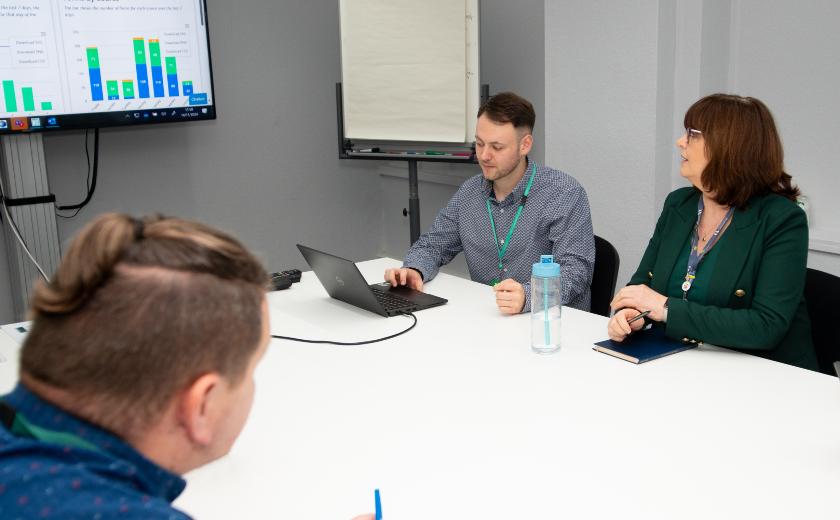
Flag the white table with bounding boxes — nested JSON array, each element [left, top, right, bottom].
[[4, 258, 840, 518], [0, 326, 22, 395], [175, 258, 840, 519]]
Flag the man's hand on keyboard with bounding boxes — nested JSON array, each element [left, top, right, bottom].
[[384, 267, 424, 291]]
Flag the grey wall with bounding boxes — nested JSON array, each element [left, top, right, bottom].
[[546, 0, 840, 289], [377, 0, 547, 278], [546, 0, 666, 287], [36, 0, 384, 280], [480, 0, 545, 164], [671, 0, 840, 276], [725, 0, 840, 275]]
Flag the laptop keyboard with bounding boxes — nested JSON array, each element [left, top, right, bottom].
[[371, 286, 415, 311]]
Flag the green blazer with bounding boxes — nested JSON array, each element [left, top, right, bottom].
[[629, 187, 818, 371]]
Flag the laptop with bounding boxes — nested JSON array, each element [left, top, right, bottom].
[[297, 244, 448, 317]]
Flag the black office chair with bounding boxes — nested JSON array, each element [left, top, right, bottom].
[[590, 235, 620, 317], [804, 268, 840, 376]]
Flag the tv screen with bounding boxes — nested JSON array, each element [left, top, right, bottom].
[[0, 0, 215, 133]]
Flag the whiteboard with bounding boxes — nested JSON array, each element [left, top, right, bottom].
[[339, 0, 480, 143]]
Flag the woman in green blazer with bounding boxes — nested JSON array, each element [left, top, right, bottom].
[[608, 94, 818, 371]]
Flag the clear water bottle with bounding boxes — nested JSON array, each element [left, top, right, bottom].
[[531, 255, 562, 354]]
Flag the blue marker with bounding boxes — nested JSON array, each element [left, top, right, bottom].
[[375, 488, 382, 520]]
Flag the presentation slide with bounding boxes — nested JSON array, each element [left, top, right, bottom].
[[0, 0, 214, 130]]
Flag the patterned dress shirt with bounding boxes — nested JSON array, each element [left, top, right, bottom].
[[404, 158, 595, 312], [0, 384, 190, 520]]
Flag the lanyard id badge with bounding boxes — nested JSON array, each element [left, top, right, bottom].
[[487, 163, 537, 285], [682, 197, 734, 298]]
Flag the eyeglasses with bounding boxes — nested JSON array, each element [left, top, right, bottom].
[[686, 128, 703, 143]]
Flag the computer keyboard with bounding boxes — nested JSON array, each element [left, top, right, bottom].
[[371, 287, 414, 311]]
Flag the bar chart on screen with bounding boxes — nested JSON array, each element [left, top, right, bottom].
[[75, 32, 208, 110], [1, 79, 59, 114], [0, 0, 213, 119], [0, 1, 67, 116]]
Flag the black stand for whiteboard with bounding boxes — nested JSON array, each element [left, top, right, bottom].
[[336, 83, 488, 245]]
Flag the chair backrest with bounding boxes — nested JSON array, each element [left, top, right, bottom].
[[590, 235, 620, 317], [804, 267, 840, 376]]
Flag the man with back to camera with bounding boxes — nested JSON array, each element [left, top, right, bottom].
[[0, 213, 373, 519], [385, 91, 595, 314]]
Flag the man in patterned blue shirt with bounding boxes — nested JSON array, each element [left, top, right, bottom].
[[0, 215, 373, 520], [385, 92, 595, 313]]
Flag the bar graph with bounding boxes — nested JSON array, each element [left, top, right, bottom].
[[81, 37, 207, 105], [1, 79, 55, 114], [3, 80, 16, 112], [133, 38, 150, 98], [86, 48, 104, 101], [22, 87, 35, 111], [107, 80, 119, 100], [121, 80, 135, 100], [149, 39, 165, 98], [165, 56, 179, 97]]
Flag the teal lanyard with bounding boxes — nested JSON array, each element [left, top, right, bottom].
[[0, 401, 101, 453], [486, 163, 537, 278]]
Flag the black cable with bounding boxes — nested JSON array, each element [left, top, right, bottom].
[[57, 128, 99, 217], [272, 312, 417, 345], [56, 129, 92, 218]]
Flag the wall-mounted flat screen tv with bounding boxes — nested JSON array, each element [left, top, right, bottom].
[[0, 0, 216, 133]]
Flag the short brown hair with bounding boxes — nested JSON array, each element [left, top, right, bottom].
[[684, 93, 799, 208], [21, 213, 268, 438], [477, 91, 536, 133]]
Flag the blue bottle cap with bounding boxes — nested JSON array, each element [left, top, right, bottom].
[[532, 255, 560, 277]]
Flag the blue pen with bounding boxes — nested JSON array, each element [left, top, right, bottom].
[[375, 489, 382, 520]]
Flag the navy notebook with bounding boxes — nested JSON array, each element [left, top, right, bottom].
[[593, 326, 696, 364]]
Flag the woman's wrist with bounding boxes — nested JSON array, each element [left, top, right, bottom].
[[649, 295, 669, 322]]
